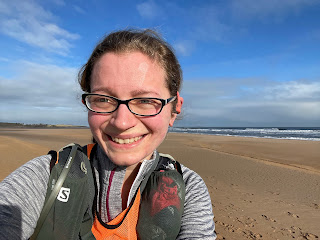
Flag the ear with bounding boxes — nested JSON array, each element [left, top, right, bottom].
[[169, 91, 184, 127], [175, 91, 183, 114]]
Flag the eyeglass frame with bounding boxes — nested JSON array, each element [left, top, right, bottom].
[[82, 93, 177, 117]]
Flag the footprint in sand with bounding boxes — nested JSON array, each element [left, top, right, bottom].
[[287, 212, 300, 218], [303, 232, 319, 240], [268, 191, 280, 195], [261, 214, 276, 222], [281, 226, 319, 239], [281, 226, 302, 238], [241, 229, 262, 239]]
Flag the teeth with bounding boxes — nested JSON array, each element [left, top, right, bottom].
[[111, 136, 143, 144]]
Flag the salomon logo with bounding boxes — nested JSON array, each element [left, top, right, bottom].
[[57, 187, 71, 202]]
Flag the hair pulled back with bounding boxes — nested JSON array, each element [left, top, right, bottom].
[[78, 29, 182, 107]]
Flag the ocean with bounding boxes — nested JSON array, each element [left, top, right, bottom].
[[169, 127, 320, 141]]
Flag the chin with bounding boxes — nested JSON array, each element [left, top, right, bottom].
[[105, 151, 151, 167]]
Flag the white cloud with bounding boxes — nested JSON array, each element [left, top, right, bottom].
[[230, 0, 320, 22], [137, 2, 231, 43], [73, 5, 86, 14], [0, 57, 9, 62], [192, 5, 231, 42], [265, 81, 320, 100], [179, 78, 320, 127], [173, 41, 194, 56], [1, 64, 319, 127], [0, 61, 88, 125], [0, 1, 80, 55], [136, 0, 164, 19], [1, 61, 81, 105], [52, 0, 65, 6]]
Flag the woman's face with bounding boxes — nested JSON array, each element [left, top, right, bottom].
[[88, 51, 178, 166]]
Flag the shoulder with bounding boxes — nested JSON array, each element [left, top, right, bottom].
[[179, 163, 213, 214], [0, 155, 52, 239], [178, 163, 217, 239], [179, 163, 212, 207], [0, 154, 52, 206], [179, 163, 208, 191], [1, 154, 51, 187]]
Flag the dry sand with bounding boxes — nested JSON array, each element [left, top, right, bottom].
[[1, 128, 319, 239]]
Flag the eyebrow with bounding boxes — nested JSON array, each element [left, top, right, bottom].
[[90, 87, 112, 95], [90, 88, 161, 98], [130, 89, 161, 97]]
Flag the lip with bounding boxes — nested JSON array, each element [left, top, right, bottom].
[[105, 133, 147, 148]]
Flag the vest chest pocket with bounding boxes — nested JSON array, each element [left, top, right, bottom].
[[137, 170, 185, 240]]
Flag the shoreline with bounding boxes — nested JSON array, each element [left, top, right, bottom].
[[171, 131, 320, 142], [2, 125, 319, 141], [169, 130, 320, 142]]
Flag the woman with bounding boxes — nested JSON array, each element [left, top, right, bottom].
[[0, 29, 216, 239]]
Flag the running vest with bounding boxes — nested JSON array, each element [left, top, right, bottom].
[[31, 143, 185, 240]]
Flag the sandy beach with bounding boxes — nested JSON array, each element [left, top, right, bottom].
[[1, 128, 319, 239]]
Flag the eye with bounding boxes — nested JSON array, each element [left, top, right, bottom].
[[139, 99, 153, 104], [97, 97, 110, 102], [132, 98, 162, 107], [88, 95, 116, 107], [91, 96, 111, 103]]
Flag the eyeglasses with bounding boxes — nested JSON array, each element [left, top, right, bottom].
[[82, 93, 176, 116]]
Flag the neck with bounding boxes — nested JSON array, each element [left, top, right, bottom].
[[121, 162, 141, 210]]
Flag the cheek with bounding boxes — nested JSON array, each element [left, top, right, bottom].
[[146, 110, 172, 137], [88, 112, 96, 129], [88, 112, 106, 135]]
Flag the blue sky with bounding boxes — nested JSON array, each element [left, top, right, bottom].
[[0, 0, 320, 127]]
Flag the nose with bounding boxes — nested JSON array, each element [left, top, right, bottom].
[[109, 103, 138, 130]]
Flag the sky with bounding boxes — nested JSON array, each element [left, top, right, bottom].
[[0, 0, 320, 127]]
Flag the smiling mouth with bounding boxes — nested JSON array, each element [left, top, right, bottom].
[[110, 135, 143, 144]]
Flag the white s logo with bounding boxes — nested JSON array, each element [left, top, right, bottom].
[[57, 187, 71, 202]]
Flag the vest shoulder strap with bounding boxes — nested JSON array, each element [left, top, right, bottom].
[[138, 152, 183, 195], [48, 150, 57, 172], [158, 153, 183, 175], [48, 143, 96, 172], [31, 143, 96, 240], [82, 143, 96, 159]]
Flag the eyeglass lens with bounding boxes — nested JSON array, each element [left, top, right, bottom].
[[86, 95, 163, 116]]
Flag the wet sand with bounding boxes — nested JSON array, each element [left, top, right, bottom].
[[1, 128, 319, 239]]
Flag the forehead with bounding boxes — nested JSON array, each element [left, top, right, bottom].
[[91, 51, 168, 96]]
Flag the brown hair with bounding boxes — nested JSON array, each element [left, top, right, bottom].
[[78, 29, 182, 111]]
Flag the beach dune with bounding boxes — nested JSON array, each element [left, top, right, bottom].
[[1, 128, 319, 239]]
